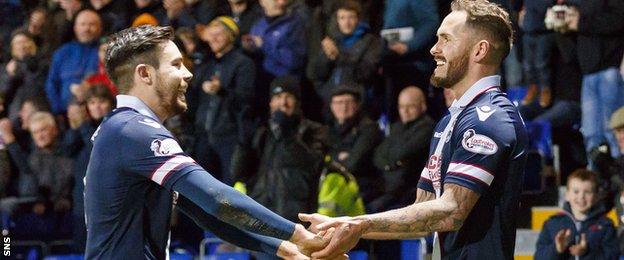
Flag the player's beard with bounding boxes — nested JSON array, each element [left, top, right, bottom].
[[430, 51, 470, 89], [155, 74, 187, 117]]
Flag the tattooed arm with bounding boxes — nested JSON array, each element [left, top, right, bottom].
[[357, 184, 479, 236], [361, 188, 437, 239], [307, 184, 480, 258]]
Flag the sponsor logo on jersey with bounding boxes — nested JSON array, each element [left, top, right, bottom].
[[150, 138, 183, 156], [461, 129, 498, 155]]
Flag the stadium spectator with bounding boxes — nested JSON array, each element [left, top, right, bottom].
[[245, 0, 307, 116], [306, 0, 382, 106], [20, 8, 56, 60], [370, 87, 434, 213], [535, 169, 619, 260], [226, 0, 263, 37], [558, 0, 624, 165], [132, 0, 167, 25], [187, 17, 256, 184], [82, 37, 118, 98], [326, 83, 382, 206], [63, 85, 114, 252], [381, 0, 439, 122], [45, 9, 101, 115], [520, 0, 554, 107], [232, 76, 326, 225], [0, 31, 48, 123], [50, 0, 84, 46], [162, 0, 223, 29], [87, 0, 130, 35]]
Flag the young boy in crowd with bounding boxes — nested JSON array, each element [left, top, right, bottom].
[[535, 169, 619, 259]]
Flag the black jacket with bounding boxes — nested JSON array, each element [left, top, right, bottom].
[[232, 117, 327, 222], [187, 48, 256, 146], [327, 114, 383, 204], [0, 56, 48, 121], [306, 26, 382, 103], [566, 0, 624, 74], [369, 115, 435, 212]]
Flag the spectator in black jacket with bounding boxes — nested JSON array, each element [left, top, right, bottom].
[[232, 76, 326, 225], [559, 0, 624, 167], [0, 31, 48, 123], [306, 0, 382, 107], [370, 86, 435, 213], [187, 17, 256, 184], [326, 83, 382, 206], [227, 0, 263, 37]]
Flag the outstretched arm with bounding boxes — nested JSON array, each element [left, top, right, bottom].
[[307, 184, 479, 258], [171, 169, 328, 254], [176, 195, 310, 259]]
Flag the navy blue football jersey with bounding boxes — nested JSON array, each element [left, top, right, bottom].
[[84, 97, 203, 259], [418, 76, 528, 259]]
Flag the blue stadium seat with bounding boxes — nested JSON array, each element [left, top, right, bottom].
[[215, 252, 250, 260], [170, 252, 193, 260], [401, 239, 422, 260], [347, 250, 368, 260]]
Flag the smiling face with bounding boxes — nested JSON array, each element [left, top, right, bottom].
[[204, 24, 233, 55], [430, 11, 472, 89], [565, 178, 596, 215], [152, 41, 193, 116]]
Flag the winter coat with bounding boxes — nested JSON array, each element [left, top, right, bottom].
[[535, 202, 619, 260], [249, 12, 307, 77], [369, 115, 435, 212], [232, 117, 326, 222]]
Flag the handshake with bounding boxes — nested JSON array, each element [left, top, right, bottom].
[[280, 213, 369, 260]]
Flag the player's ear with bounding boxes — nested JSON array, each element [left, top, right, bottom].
[[136, 64, 153, 85], [473, 40, 491, 63]]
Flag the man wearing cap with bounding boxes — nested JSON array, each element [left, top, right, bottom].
[[187, 16, 256, 184], [231, 76, 327, 226], [325, 83, 383, 207]]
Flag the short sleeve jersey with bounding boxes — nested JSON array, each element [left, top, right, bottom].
[[417, 76, 529, 259], [84, 97, 203, 259]]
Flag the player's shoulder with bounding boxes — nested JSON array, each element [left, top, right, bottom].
[[457, 92, 519, 133], [98, 108, 170, 141]]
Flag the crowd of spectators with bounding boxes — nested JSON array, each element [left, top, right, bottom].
[[0, 0, 623, 257]]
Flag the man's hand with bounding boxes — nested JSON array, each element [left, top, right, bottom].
[[277, 241, 310, 260], [569, 233, 587, 256], [388, 42, 408, 55], [6, 59, 17, 77], [311, 218, 368, 259], [202, 76, 221, 95], [289, 224, 334, 256], [321, 37, 339, 60], [555, 229, 571, 253], [0, 118, 16, 144]]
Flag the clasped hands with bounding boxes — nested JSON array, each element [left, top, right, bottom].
[[281, 213, 366, 260]]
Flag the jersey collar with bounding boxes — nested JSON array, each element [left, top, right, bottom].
[[116, 95, 161, 123], [449, 75, 501, 114]]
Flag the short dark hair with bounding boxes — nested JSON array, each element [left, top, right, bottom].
[[451, 0, 513, 63], [105, 25, 173, 94], [86, 84, 116, 106], [567, 169, 598, 192], [336, 0, 362, 17]]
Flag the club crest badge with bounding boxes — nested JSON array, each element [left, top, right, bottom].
[[150, 138, 183, 156]]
